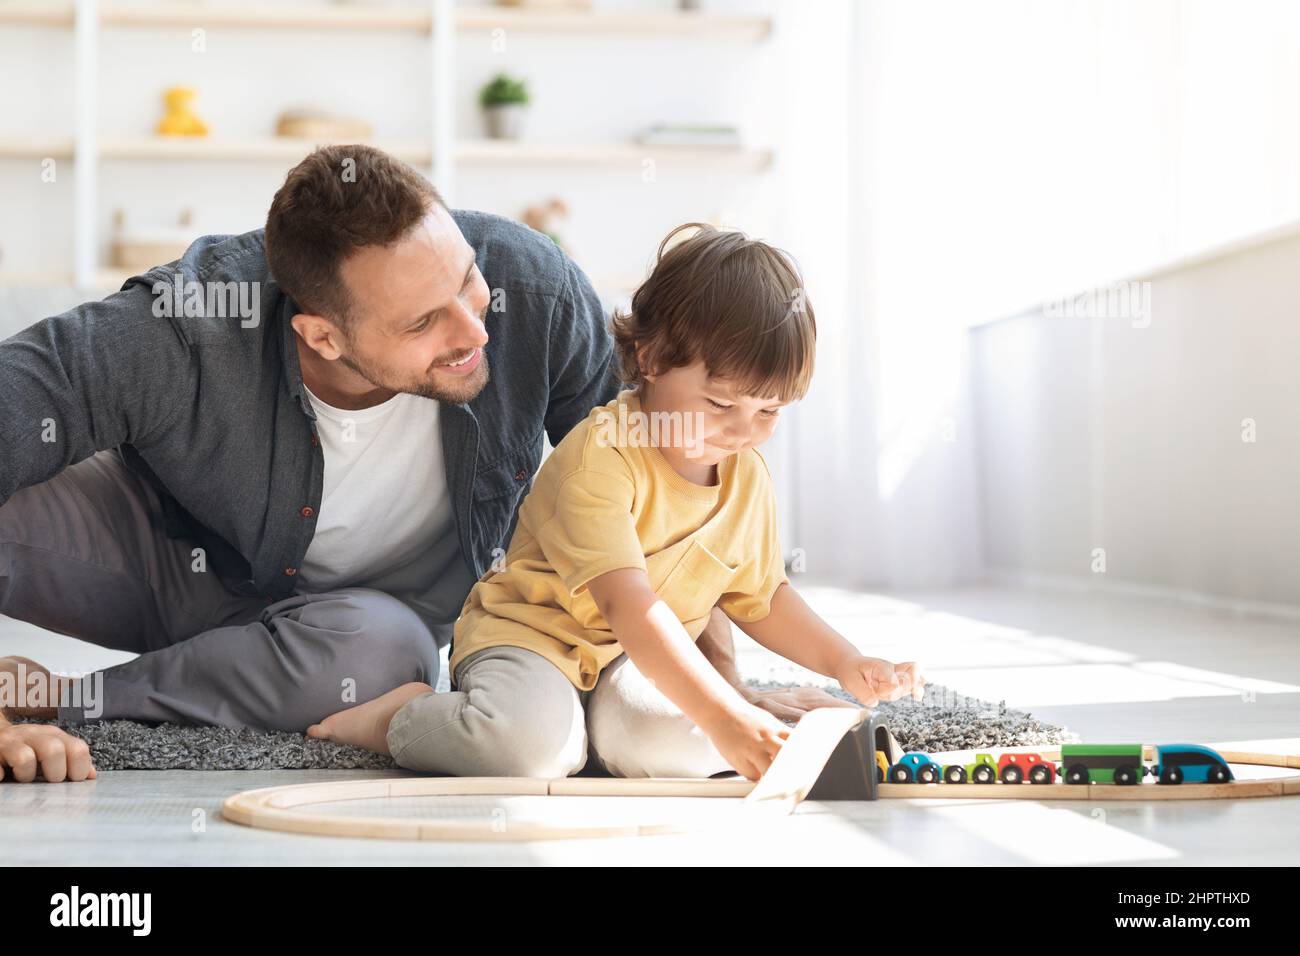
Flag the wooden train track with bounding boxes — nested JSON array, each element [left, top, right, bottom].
[[221, 713, 1300, 841], [222, 707, 864, 841], [222, 775, 766, 841]]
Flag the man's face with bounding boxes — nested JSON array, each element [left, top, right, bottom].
[[333, 204, 492, 404]]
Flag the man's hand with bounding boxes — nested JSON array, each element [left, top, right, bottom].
[[833, 655, 926, 708], [0, 655, 96, 782], [0, 722, 96, 783]]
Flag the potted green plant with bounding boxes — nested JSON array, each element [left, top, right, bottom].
[[479, 73, 530, 140]]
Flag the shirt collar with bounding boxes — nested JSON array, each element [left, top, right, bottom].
[[279, 292, 317, 422]]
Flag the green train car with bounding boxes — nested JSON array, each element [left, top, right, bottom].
[[1059, 744, 1146, 785]]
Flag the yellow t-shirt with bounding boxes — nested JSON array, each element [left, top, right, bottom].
[[448, 388, 790, 691]]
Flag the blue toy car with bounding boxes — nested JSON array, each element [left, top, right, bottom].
[[1152, 744, 1234, 784], [888, 752, 942, 784]]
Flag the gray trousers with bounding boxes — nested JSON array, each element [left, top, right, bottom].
[[388, 644, 734, 779], [0, 450, 438, 730]]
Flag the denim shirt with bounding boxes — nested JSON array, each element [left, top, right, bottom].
[[0, 209, 621, 611]]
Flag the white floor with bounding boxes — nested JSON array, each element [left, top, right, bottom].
[[3, 583, 1298, 866]]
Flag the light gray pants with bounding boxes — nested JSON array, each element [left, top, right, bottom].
[[387, 644, 734, 779], [0, 450, 438, 729]]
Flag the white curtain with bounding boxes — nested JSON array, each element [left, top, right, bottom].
[[768, 0, 1300, 591], [768, 0, 983, 590]]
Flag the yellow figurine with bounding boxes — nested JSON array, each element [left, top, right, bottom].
[[156, 86, 208, 137]]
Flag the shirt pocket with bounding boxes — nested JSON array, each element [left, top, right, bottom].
[[657, 539, 740, 626], [473, 435, 543, 558], [474, 439, 542, 502]]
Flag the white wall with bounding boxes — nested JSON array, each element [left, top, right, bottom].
[[972, 227, 1300, 610], [806, 0, 1300, 594]]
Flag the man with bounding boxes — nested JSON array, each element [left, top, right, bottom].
[[0, 145, 839, 785]]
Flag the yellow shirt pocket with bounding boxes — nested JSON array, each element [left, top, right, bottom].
[[658, 539, 739, 628]]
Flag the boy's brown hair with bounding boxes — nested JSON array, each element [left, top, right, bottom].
[[265, 144, 443, 332], [610, 222, 816, 401]]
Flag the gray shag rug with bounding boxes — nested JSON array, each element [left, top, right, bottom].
[[10, 675, 1077, 771]]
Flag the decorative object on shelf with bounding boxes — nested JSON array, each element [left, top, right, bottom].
[[479, 73, 530, 140], [156, 86, 209, 137], [275, 107, 373, 141], [636, 123, 742, 148], [521, 197, 573, 254], [111, 209, 198, 271], [498, 0, 594, 9]]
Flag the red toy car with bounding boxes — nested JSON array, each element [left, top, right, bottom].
[[997, 752, 1057, 784]]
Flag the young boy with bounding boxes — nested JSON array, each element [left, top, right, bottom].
[[308, 223, 925, 781]]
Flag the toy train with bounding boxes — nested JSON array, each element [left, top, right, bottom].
[[877, 743, 1235, 786]]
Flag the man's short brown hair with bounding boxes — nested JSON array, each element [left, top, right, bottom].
[[265, 144, 443, 329], [611, 223, 816, 401]]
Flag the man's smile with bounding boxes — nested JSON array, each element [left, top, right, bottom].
[[435, 346, 482, 376]]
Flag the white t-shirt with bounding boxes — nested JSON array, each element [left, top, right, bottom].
[[298, 383, 473, 647]]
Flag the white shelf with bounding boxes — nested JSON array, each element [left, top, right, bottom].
[[0, 136, 74, 158], [0, 2, 425, 30], [0, 2, 771, 38], [456, 7, 770, 39], [0, 1, 70, 26], [98, 135, 433, 163], [0, 136, 772, 170], [0, 270, 138, 290], [104, 3, 432, 31], [458, 139, 772, 169]]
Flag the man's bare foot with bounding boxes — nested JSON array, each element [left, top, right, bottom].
[[306, 682, 435, 755]]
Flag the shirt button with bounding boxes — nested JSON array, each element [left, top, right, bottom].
[[284, 567, 297, 576], [300, 506, 314, 517], [310, 435, 319, 446], [514, 469, 527, 481]]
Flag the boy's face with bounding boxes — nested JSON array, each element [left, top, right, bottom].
[[644, 359, 789, 464]]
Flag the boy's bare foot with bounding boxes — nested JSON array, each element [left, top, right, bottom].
[[306, 682, 435, 755]]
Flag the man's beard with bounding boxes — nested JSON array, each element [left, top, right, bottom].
[[338, 339, 490, 405]]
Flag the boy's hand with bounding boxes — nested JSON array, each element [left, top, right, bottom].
[[743, 685, 859, 721], [834, 655, 926, 708], [698, 702, 791, 781], [893, 661, 926, 701]]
